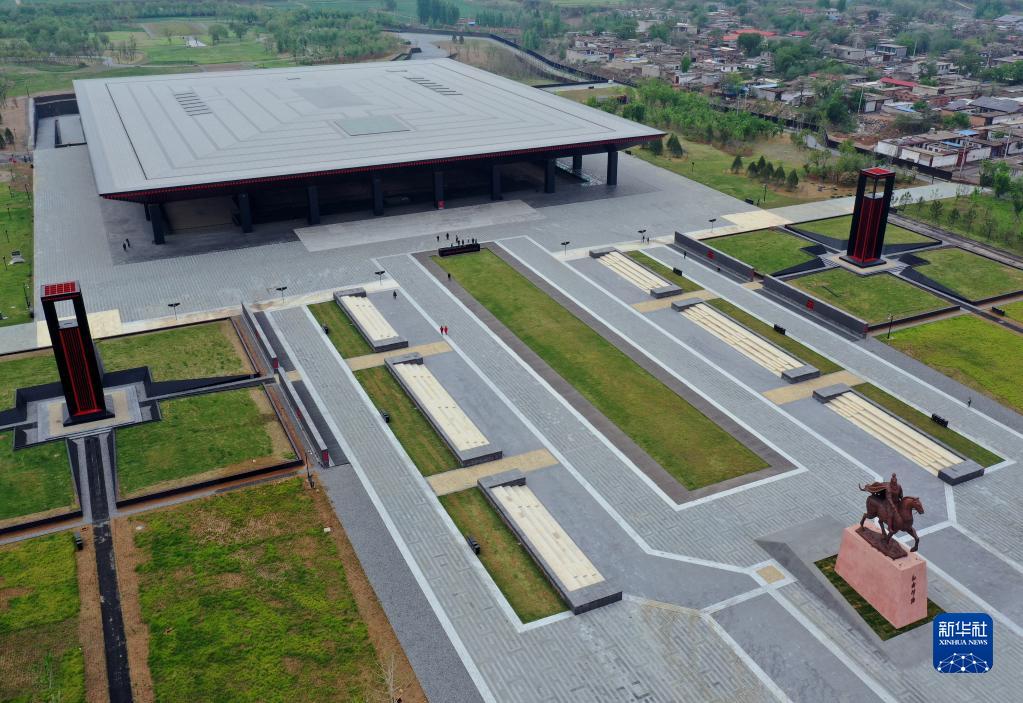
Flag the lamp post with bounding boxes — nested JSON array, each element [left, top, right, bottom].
[[275, 285, 288, 303], [708, 218, 717, 234], [762, 182, 768, 205], [561, 240, 570, 257], [375, 270, 385, 287], [637, 229, 646, 241], [887, 313, 894, 339], [167, 302, 180, 321]]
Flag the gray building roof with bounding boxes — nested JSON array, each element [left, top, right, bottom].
[[74, 59, 662, 197]]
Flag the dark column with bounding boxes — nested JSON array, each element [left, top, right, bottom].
[[372, 174, 384, 216], [433, 170, 445, 209], [146, 203, 165, 245], [238, 192, 253, 233], [306, 185, 320, 225], [844, 167, 895, 267], [572, 154, 583, 172], [143, 203, 150, 221], [544, 158, 556, 194], [490, 164, 502, 201], [40, 281, 112, 425], [606, 148, 619, 186]]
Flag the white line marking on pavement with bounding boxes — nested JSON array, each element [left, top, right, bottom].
[[767, 589, 900, 703], [701, 587, 768, 615], [267, 308, 499, 701], [952, 524, 1023, 578], [393, 253, 756, 577], [703, 602, 794, 703], [924, 560, 1023, 639]]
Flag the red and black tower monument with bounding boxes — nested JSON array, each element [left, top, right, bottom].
[[40, 282, 111, 425], [844, 167, 896, 268]]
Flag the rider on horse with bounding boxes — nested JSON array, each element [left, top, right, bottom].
[[860, 473, 903, 530]]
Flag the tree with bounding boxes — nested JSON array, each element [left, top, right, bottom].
[[1013, 189, 1023, 222], [756, 155, 767, 172], [761, 162, 774, 181], [774, 165, 786, 184], [962, 205, 977, 232], [730, 154, 743, 173], [162, 25, 174, 44], [947, 207, 961, 228], [667, 133, 684, 157], [929, 200, 944, 222], [3, 127, 11, 145], [229, 22, 248, 40], [746, 162, 759, 178], [645, 137, 663, 155], [786, 169, 799, 191], [680, 55, 692, 73], [836, 0, 847, 10], [209, 24, 228, 45], [737, 33, 763, 57]]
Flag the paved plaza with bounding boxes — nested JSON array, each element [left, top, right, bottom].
[[18, 136, 1023, 702]]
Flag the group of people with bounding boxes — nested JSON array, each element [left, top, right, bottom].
[[436, 232, 477, 246]]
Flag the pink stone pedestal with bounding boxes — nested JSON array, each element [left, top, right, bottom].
[[834, 522, 927, 630]]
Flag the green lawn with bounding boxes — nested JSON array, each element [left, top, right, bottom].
[[790, 269, 949, 324], [436, 250, 767, 490], [140, 35, 278, 65], [0, 353, 59, 410], [708, 229, 816, 274], [886, 315, 1023, 414], [817, 555, 941, 640], [0, 168, 34, 326], [853, 383, 1001, 467], [0, 533, 85, 703], [440, 488, 566, 622], [96, 320, 250, 380], [4, 64, 200, 96], [115, 388, 294, 497], [900, 194, 1023, 258], [130, 478, 381, 702], [354, 366, 458, 476], [1001, 299, 1023, 323], [0, 432, 75, 523], [915, 248, 1023, 301], [797, 216, 932, 246], [706, 299, 843, 374], [631, 139, 807, 208], [309, 301, 373, 358], [625, 251, 702, 292]]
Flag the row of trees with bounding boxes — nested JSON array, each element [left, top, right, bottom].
[[263, 13, 395, 62], [416, 0, 460, 27], [900, 190, 1023, 245], [736, 154, 801, 191]]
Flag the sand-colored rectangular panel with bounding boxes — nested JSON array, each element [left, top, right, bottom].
[[36, 309, 123, 347], [763, 370, 863, 405], [598, 251, 670, 292], [722, 210, 791, 231], [391, 361, 489, 452], [427, 449, 558, 495], [681, 303, 803, 376], [491, 483, 604, 591], [339, 295, 400, 345], [828, 392, 961, 474], [347, 341, 452, 371], [632, 289, 714, 312]]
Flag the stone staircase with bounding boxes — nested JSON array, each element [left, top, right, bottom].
[[681, 303, 803, 376]]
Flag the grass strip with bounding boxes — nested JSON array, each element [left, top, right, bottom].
[[354, 366, 458, 476], [0, 433, 75, 522], [706, 299, 842, 374], [440, 488, 566, 623], [885, 315, 1023, 415], [624, 251, 702, 292], [436, 249, 767, 489], [0, 173, 34, 327], [799, 216, 932, 245], [0, 533, 84, 702], [309, 300, 374, 358], [816, 555, 942, 641], [115, 388, 292, 496], [853, 383, 1001, 467], [0, 353, 59, 410], [708, 229, 816, 274], [1001, 299, 1023, 323], [130, 479, 380, 702], [790, 269, 948, 324], [96, 320, 249, 380], [915, 248, 1023, 301]]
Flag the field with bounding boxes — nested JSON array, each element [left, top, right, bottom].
[[0, 432, 75, 523], [309, 300, 373, 358], [0, 533, 85, 702], [97, 320, 251, 380], [440, 488, 566, 622], [126, 479, 393, 701], [117, 29, 278, 66], [900, 194, 1023, 257], [886, 315, 1023, 414], [354, 366, 458, 476], [115, 388, 294, 497], [817, 555, 941, 640], [708, 229, 816, 274], [4, 64, 200, 96], [790, 269, 949, 324], [0, 165, 34, 327], [435, 250, 768, 489], [797, 216, 933, 246], [706, 298, 842, 374], [915, 248, 1023, 301], [625, 251, 702, 292], [0, 352, 59, 409], [853, 384, 1002, 467]]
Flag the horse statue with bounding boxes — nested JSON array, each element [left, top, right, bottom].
[[859, 476, 925, 552]]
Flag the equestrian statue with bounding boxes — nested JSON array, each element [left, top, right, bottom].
[[859, 473, 925, 553]]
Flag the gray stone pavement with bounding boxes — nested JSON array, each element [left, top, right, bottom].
[[270, 304, 777, 703]]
